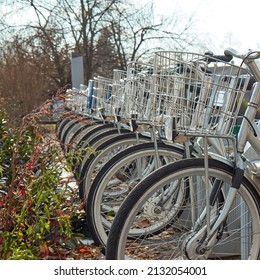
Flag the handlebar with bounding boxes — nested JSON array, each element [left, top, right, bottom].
[[224, 48, 260, 60], [224, 48, 260, 81], [203, 50, 259, 90], [206, 48, 260, 83], [204, 51, 233, 63]]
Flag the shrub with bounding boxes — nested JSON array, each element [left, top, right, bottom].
[[0, 110, 85, 259]]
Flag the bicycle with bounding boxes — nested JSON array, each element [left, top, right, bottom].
[[106, 48, 260, 260], [57, 71, 155, 200], [84, 50, 250, 250]]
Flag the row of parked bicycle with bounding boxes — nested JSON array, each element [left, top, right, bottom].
[[56, 48, 260, 260]]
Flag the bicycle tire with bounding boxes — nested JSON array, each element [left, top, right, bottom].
[[71, 128, 131, 179], [59, 118, 80, 143], [106, 158, 260, 260], [69, 122, 116, 150], [86, 142, 185, 248], [63, 122, 94, 150], [68, 123, 125, 170], [78, 132, 151, 199], [56, 116, 74, 139], [60, 119, 102, 145]]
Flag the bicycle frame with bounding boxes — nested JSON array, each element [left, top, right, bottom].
[[185, 50, 260, 259]]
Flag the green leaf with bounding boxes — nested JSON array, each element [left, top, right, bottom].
[[44, 220, 50, 232], [43, 203, 50, 218], [0, 165, 3, 176], [62, 237, 78, 250], [26, 225, 33, 235]]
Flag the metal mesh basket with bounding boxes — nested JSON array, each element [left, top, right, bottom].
[[92, 76, 113, 118], [111, 69, 127, 118], [120, 61, 153, 122], [152, 51, 250, 141]]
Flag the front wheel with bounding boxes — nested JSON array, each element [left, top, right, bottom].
[[106, 158, 260, 260], [86, 142, 186, 248]]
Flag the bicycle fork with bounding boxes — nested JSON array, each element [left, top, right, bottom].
[[184, 140, 246, 259]]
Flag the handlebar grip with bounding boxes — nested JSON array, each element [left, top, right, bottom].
[[204, 52, 233, 63]]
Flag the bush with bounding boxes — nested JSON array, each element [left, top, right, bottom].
[[0, 109, 93, 259]]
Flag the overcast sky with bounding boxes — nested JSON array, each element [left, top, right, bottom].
[[149, 0, 260, 53], [3, 0, 260, 54]]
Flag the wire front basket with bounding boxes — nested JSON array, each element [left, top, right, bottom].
[[122, 61, 153, 122], [111, 69, 127, 119], [92, 76, 113, 118], [152, 51, 250, 141]]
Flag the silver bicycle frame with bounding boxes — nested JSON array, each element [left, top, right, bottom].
[[186, 55, 260, 259]]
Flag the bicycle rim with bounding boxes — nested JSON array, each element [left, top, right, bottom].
[[87, 143, 185, 247], [107, 158, 260, 260]]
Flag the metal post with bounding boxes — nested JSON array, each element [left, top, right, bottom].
[[71, 54, 84, 89]]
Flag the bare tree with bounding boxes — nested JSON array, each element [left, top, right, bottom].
[[93, 27, 121, 78], [15, 0, 199, 77], [51, 0, 121, 82], [0, 0, 202, 124], [109, 1, 201, 68], [0, 36, 54, 125]]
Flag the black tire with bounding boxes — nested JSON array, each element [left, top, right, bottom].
[[60, 118, 80, 144], [86, 141, 185, 247], [56, 116, 74, 139], [69, 123, 116, 150], [63, 121, 95, 151], [78, 133, 151, 199], [106, 158, 260, 260], [72, 128, 130, 179]]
